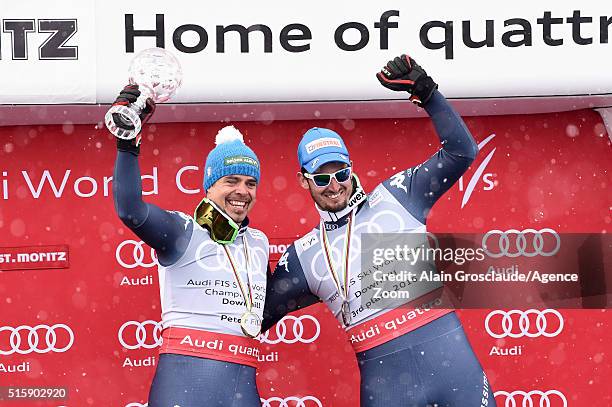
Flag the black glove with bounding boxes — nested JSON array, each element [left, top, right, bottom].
[[112, 84, 155, 156], [376, 55, 438, 106]]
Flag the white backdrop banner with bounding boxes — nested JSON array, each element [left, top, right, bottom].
[[0, 0, 96, 104], [1, 0, 611, 104]]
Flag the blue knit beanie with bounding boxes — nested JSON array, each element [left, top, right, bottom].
[[203, 126, 260, 191]]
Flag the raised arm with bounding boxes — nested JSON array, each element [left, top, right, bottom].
[[377, 55, 478, 223], [110, 85, 191, 266], [424, 90, 478, 160]]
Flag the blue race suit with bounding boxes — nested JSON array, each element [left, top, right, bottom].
[[114, 151, 266, 407], [262, 90, 496, 406]]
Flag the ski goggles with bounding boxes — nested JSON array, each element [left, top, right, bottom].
[[303, 167, 352, 188], [194, 198, 239, 244]]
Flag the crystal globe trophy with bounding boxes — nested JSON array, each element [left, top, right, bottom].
[[105, 47, 183, 140]]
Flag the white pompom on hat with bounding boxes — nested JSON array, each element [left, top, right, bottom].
[[204, 125, 260, 191], [215, 125, 245, 145]]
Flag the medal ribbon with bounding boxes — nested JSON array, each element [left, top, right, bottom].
[[222, 237, 254, 312], [319, 212, 355, 301]]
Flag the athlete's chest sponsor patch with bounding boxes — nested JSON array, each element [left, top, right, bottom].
[[299, 233, 319, 251], [368, 187, 383, 208]]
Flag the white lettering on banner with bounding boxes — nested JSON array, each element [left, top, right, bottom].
[[260, 396, 323, 407], [257, 351, 279, 362], [0, 362, 31, 373], [180, 335, 222, 350], [73, 176, 98, 197], [176, 165, 200, 194], [494, 390, 568, 407], [489, 345, 523, 356], [122, 356, 156, 368], [227, 343, 259, 357], [22, 170, 70, 198], [17, 168, 158, 199], [120, 275, 154, 286], [2, 171, 7, 200], [269, 244, 288, 255], [459, 134, 497, 208], [15, 251, 66, 263], [125, 403, 148, 407]]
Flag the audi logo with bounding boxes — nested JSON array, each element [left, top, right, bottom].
[[495, 390, 567, 407], [261, 396, 323, 407], [118, 320, 162, 350], [258, 315, 320, 345], [0, 324, 74, 355], [482, 228, 560, 258], [485, 309, 564, 339], [116, 240, 158, 269]]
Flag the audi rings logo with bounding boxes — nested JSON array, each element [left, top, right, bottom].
[[482, 228, 560, 258], [495, 390, 567, 407], [258, 315, 320, 345], [261, 396, 323, 407], [0, 324, 74, 355], [485, 309, 564, 339], [118, 320, 162, 350], [116, 240, 158, 269]]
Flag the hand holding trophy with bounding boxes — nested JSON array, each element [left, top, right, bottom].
[[105, 47, 183, 139]]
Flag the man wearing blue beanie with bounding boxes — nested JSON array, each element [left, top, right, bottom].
[[111, 85, 267, 406], [203, 125, 261, 224], [263, 55, 496, 406]]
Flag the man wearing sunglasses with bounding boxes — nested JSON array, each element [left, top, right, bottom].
[[263, 55, 496, 406], [111, 85, 268, 406]]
